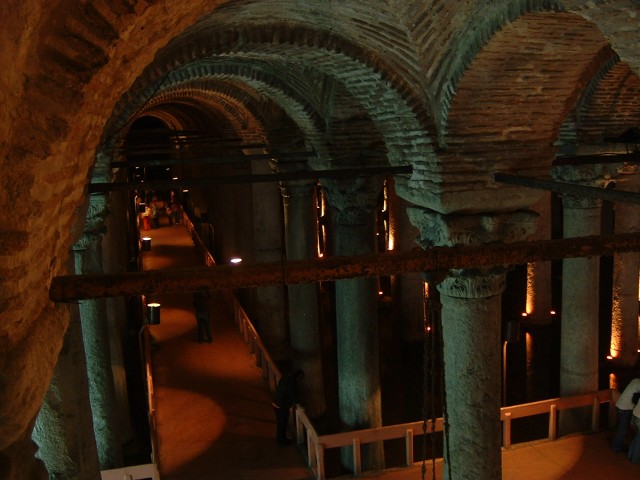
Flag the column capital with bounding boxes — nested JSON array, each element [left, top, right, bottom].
[[73, 195, 108, 252], [406, 208, 539, 248], [322, 177, 383, 225], [437, 269, 507, 299], [551, 163, 621, 209], [407, 209, 536, 297], [279, 180, 317, 199]]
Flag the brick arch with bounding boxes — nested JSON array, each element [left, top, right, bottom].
[[578, 62, 640, 144], [433, 11, 617, 213], [101, 65, 328, 170], [556, 54, 621, 154], [562, 0, 640, 75], [397, 0, 562, 145], [152, 86, 310, 149], [102, 25, 436, 172]]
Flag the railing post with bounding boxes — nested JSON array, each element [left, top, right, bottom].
[[609, 389, 619, 429], [549, 404, 557, 440], [353, 438, 362, 476], [591, 396, 600, 432], [502, 412, 512, 449], [316, 443, 326, 480], [307, 429, 316, 471], [405, 429, 414, 466]]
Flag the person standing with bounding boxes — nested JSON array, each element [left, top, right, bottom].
[[272, 370, 305, 446], [193, 290, 213, 343], [629, 398, 640, 463], [612, 377, 640, 452]]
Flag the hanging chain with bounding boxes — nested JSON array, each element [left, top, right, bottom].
[[436, 289, 452, 480], [422, 282, 440, 480], [421, 282, 428, 480]]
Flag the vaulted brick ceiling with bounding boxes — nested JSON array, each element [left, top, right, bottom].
[[3, 1, 640, 465]]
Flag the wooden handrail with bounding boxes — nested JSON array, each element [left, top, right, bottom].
[[295, 390, 614, 479]]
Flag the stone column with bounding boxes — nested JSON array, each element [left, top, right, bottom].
[[551, 164, 617, 434], [611, 167, 640, 367], [33, 305, 100, 479], [526, 192, 554, 323], [280, 180, 326, 418], [388, 185, 423, 343], [408, 208, 538, 480], [73, 195, 123, 470], [323, 177, 384, 472], [251, 158, 288, 359], [103, 189, 134, 445]]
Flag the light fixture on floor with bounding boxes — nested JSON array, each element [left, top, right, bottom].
[[141, 237, 152, 251], [147, 303, 161, 325]]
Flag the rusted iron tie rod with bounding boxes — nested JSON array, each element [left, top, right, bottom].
[[494, 173, 640, 205], [50, 232, 640, 301]]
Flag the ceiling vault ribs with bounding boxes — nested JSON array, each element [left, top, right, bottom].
[[50, 232, 640, 302]]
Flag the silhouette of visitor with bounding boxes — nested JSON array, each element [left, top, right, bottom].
[[272, 370, 304, 446], [193, 290, 213, 343]]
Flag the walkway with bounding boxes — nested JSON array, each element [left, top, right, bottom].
[[139, 221, 640, 480], [140, 221, 311, 480]]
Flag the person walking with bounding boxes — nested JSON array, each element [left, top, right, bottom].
[[193, 290, 213, 343], [612, 377, 640, 452], [272, 370, 304, 446]]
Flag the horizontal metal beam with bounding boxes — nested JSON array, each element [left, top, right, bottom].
[[88, 165, 412, 193], [553, 151, 640, 166], [110, 150, 314, 168], [50, 232, 640, 301], [494, 173, 640, 204]]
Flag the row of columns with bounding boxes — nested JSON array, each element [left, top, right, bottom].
[[276, 161, 639, 479], [32, 159, 640, 480]]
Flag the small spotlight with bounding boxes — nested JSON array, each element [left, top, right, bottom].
[[172, 176, 178, 180], [606, 355, 613, 360], [146, 303, 161, 325], [521, 312, 528, 317], [141, 237, 152, 251], [230, 257, 242, 264]]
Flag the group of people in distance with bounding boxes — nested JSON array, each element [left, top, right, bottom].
[[612, 376, 640, 462]]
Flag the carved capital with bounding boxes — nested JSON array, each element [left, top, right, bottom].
[[322, 177, 383, 225], [407, 208, 539, 248], [551, 163, 621, 210], [74, 195, 108, 251], [437, 268, 507, 299], [279, 180, 316, 199]]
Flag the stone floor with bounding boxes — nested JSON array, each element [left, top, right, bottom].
[[139, 221, 640, 480]]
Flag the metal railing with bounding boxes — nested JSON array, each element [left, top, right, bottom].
[[294, 389, 614, 479]]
